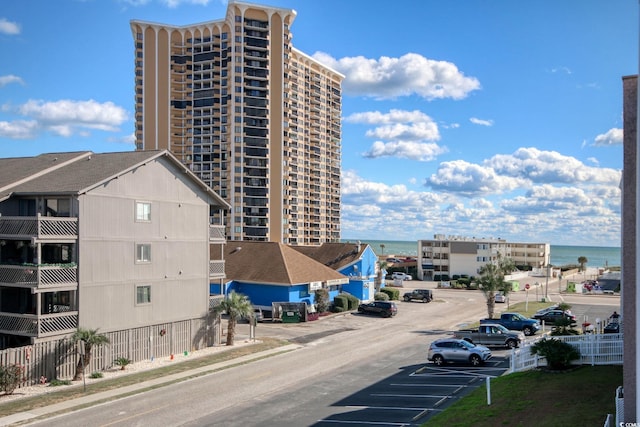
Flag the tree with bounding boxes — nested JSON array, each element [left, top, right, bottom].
[[71, 328, 110, 381], [375, 260, 388, 292], [212, 291, 253, 346], [578, 256, 588, 272], [478, 255, 516, 319], [314, 288, 330, 313]]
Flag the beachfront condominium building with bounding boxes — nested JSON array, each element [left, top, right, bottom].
[[417, 235, 550, 280], [130, 0, 344, 245]]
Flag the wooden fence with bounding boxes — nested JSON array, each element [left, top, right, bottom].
[[0, 314, 220, 387]]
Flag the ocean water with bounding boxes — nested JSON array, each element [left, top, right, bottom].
[[342, 239, 621, 268]]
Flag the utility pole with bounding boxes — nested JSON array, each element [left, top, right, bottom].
[[545, 253, 550, 301]]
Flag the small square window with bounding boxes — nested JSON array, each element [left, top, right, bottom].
[[136, 244, 151, 263], [136, 285, 151, 305], [135, 202, 151, 222]]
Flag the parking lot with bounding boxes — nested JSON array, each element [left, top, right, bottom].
[[313, 353, 511, 426]]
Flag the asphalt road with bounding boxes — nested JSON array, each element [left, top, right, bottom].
[[27, 282, 620, 427]]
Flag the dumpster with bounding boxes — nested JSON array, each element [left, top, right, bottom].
[[282, 310, 301, 323]]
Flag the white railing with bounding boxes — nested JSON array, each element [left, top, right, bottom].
[[509, 333, 623, 374], [0, 215, 78, 239]]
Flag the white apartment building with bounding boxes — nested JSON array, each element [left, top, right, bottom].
[[417, 235, 550, 280]]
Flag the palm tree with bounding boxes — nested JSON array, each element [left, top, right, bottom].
[[212, 291, 253, 346], [375, 260, 388, 292], [478, 255, 516, 319], [578, 256, 588, 272], [71, 328, 110, 381]]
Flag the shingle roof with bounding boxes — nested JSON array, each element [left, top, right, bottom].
[[223, 241, 347, 285], [291, 242, 366, 270], [0, 150, 230, 209], [0, 152, 91, 194]]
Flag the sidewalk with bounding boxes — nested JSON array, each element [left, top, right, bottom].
[[0, 343, 301, 427]]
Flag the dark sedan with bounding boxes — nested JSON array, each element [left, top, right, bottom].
[[532, 309, 576, 325], [357, 301, 398, 318]]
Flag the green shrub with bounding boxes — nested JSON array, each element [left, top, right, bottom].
[[530, 337, 580, 370], [374, 292, 389, 301], [333, 295, 348, 312], [340, 293, 360, 310], [89, 372, 103, 379], [49, 379, 72, 387], [114, 357, 132, 370], [457, 277, 471, 287], [380, 287, 400, 300], [0, 364, 24, 395]]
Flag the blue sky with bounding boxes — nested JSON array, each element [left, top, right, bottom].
[[0, 0, 636, 247]]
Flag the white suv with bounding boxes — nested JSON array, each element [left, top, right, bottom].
[[391, 272, 412, 281]]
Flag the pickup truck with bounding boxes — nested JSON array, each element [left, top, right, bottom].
[[480, 312, 540, 336], [453, 324, 525, 348]]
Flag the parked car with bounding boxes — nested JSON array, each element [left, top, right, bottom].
[[534, 305, 573, 316], [480, 313, 540, 336], [428, 338, 492, 366], [357, 301, 398, 318], [386, 257, 403, 263], [494, 292, 506, 303], [242, 307, 264, 323], [391, 272, 412, 281], [532, 309, 576, 325], [604, 321, 621, 334], [403, 289, 433, 303], [453, 324, 524, 348]]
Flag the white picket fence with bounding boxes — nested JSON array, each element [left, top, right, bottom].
[[509, 332, 623, 373]]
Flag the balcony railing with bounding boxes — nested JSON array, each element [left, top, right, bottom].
[[209, 225, 225, 243], [0, 311, 78, 337], [0, 215, 78, 240], [209, 260, 225, 279], [0, 264, 78, 289]]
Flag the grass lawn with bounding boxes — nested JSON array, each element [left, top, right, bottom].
[[425, 365, 622, 427]]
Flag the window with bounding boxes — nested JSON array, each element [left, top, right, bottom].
[[45, 198, 71, 217], [136, 285, 151, 305], [136, 244, 151, 263], [135, 201, 151, 222]]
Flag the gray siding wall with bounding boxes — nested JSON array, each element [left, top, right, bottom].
[[77, 158, 211, 332]]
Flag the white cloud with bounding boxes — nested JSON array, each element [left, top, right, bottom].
[[161, 0, 210, 7], [314, 52, 480, 100], [340, 163, 621, 246], [469, 117, 494, 126], [0, 75, 24, 88], [0, 18, 20, 35], [426, 159, 527, 196], [346, 109, 447, 161], [0, 120, 38, 139], [17, 99, 128, 136], [364, 140, 447, 161], [594, 128, 623, 146], [0, 99, 129, 140], [549, 66, 572, 74], [485, 147, 620, 186]]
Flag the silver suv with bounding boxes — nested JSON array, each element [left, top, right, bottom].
[[428, 338, 492, 366]]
